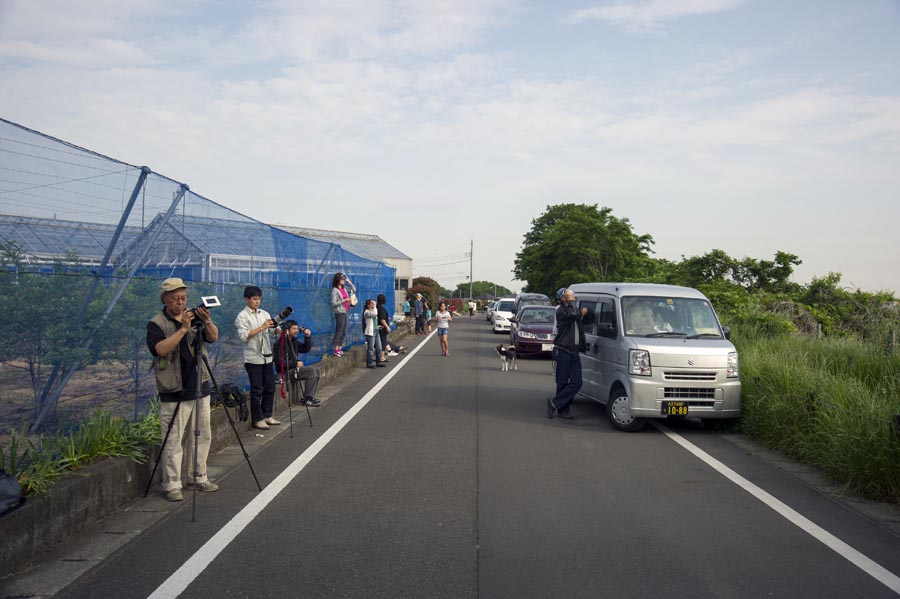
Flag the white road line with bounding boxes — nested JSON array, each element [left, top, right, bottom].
[[655, 423, 900, 596], [147, 337, 433, 599]]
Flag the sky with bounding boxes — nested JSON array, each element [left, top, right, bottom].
[[1, 0, 899, 294]]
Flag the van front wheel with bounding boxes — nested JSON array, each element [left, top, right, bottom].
[[607, 390, 645, 432]]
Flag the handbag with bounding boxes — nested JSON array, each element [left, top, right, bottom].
[[349, 292, 358, 307]]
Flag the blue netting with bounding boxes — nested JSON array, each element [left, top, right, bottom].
[[0, 118, 394, 430]]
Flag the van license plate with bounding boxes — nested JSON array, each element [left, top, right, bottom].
[[662, 401, 689, 416]]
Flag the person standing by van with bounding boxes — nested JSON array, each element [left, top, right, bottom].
[[548, 287, 593, 420]]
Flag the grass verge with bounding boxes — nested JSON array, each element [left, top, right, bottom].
[[735, 330, 900, 503]]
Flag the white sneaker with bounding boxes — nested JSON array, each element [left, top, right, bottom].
[[388, 351, 399, 356]]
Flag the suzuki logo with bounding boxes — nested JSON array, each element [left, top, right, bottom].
[[687, 358, 695, 366]]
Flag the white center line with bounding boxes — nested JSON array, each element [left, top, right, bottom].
[[655, 422, 900, 596], [147, 335, 433, 599]]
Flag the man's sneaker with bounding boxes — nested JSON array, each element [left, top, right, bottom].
[[388, 351, 400, 356], [265, 417, 282, 425], [252, 420, 270, 430], [302, 398, 321, 407], [165, 489, 184, 502], [188, 481, 219, 492]]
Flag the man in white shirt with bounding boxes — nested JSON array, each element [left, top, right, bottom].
[[234, 286, 281, 430]]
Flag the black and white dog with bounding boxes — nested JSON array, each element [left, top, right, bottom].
[[495, 344, 517, 372]]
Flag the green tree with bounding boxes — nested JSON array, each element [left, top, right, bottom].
[[452, 280, 511, 299], [514, 204, 654, 296], [0, 248, 111, 426], [408, 277, 441, 311]]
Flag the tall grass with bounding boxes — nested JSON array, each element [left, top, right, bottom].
[[735, 329, 900, 502], [0, 404, 161, 496]]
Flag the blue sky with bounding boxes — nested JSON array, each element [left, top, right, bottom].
[[1, 0, 899, 293]]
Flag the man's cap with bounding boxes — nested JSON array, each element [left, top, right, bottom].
[[416, 293, 422, 297], [555, 287, 567, 301], [161, 278, 189, 293]]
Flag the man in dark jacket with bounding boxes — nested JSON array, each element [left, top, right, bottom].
[[548, 288, 594, 420], [273, 320, 321, 407]]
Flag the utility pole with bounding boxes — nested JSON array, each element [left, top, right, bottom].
[[469, 239, 473, 301]]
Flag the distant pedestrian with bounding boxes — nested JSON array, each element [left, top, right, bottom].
[[547, 288, 594, 420], [468, 300, 476, 317], [434, 301, 452, 356], [414, 293, 426, 334]]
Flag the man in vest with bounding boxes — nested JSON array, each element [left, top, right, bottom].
[[146, 278, 220, 501]]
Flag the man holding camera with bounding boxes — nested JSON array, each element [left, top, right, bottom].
[[548, 287, 593, 420], [146, 278, 220, 502], [235, 286, 280, 430], [273, 319, 321, 407]]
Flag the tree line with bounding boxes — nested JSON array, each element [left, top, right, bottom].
[[513, 203, 899, 345]]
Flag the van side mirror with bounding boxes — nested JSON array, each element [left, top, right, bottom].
[[598, 322, 617, 338], [722, 326, 731, 340]]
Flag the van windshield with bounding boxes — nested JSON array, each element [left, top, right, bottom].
[[621, 296, 722, 338]]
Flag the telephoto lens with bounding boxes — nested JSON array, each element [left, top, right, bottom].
[[271, 306, 293, 326]]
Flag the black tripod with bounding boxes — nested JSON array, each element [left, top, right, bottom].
[[144, 321, 261, 521], [277, 328, 313, 437]]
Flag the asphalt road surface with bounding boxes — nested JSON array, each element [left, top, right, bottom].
[[52, 316, 900, 599]]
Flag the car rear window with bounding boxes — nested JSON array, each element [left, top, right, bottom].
[[498, 301, 515, 312]]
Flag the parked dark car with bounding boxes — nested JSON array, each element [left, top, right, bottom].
[[509, 305, 557, 356], [512, 292, 551, 315]]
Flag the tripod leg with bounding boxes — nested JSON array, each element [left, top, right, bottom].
[[144, 399, 181, 498], [202, 354, 263, 491], [286, 380, 294, 439]]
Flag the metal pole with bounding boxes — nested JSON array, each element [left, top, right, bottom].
[[469, 239, 473, 301], [32, 167, 151, 430]]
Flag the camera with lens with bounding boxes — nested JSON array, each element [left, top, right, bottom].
[[188, 296, 221, 327], [270, 306, 293, 328]]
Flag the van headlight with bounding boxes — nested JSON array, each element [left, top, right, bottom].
[[727, 351, 739, 378], [629, 349, 651, 376]]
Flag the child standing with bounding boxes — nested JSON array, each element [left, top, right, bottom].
[[434, 302, 452, 356]]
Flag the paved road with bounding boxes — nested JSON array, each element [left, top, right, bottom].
[[50, 316, 900, 598]]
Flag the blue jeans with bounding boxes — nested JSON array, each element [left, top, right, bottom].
[[365, 334, 383, 367], [552, 348, 582, 414]]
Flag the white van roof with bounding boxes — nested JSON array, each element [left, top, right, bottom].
[[567, 282, 709, 299]]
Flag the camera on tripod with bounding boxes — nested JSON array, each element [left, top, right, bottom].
[[270, 306, 293, 328], [187, 296, 221, 327]]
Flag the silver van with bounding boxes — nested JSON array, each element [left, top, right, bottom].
[[569, 282, 741, 432]]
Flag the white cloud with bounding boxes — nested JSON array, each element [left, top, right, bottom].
[[565, 0, 746, 29]]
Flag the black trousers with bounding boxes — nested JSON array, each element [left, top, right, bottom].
[[245, 361, 275, 423]]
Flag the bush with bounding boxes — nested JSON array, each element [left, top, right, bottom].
[[0, 406, 161, 496], [737, 334, 900, 502]]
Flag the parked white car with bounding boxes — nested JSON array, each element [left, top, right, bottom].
[[486, 299, 499, 322], [491, 297, 516, 334]]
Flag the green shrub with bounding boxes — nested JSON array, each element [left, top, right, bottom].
[[0, 404, 161, 496], [738, 334, 900, 502]]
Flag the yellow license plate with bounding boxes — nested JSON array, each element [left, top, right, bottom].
[[662, 401, 689, 416]]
